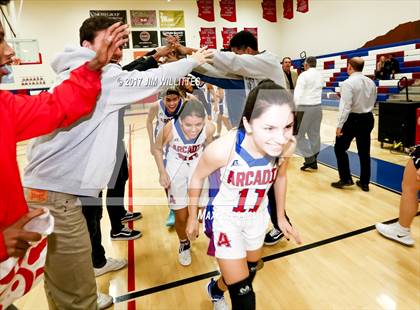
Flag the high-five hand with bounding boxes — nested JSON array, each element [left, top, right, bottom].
[[190, 47, 214, 66], [88, 22, 129, 71]]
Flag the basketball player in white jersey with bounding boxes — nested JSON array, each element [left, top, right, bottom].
[[153, 100, 215, 266], [186, 80, 302, 309], [147, 87, 183, 227], [147, 87, 184, 153]]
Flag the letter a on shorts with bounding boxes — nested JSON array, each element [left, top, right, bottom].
[[217, 232, 231, 247]]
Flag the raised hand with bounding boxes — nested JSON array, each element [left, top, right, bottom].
[[154, 45, 175, 59], [175, 43, 197, 56], [88, 22, 129, 71], [164, 35, 178, 46], [190, 47, 214, 66]]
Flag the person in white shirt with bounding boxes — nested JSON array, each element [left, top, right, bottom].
[[293, 56, 323, 171], [331, 57, 377, 192]]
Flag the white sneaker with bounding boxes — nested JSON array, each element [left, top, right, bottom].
[[375, 222, 415, 246], [94, 257, 128, 277], [213, 298, 230, 310], [178, 248, 192, 266], [97, 292, 113, 309]]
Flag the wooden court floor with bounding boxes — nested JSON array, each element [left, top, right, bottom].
[[15, 109, 419, 309]]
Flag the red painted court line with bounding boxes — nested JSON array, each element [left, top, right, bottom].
[[127, 124, 136, 310]]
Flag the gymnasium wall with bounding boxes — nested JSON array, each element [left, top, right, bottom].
[[10, 0, 420, 68]]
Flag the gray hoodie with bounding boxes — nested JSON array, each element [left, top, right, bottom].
[[23, 46, 199, 197]]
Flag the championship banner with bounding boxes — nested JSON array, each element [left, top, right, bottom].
[[130, 10, 157, 27], [160, 30, 186, 46], [297, 0, 309, 13], [283, 0, 293, 19], [261, 0, 277, 22], [0, 239, 48, 309], [89, 10, 129, 48], [159, 10, 185, 28], [221, 27, 237, 49], [197, 0, 215, 22], [132, 31, 159, 48], [244, 27, 258, 40], [219, 0, 236, 22], [199, 27, 217, 49]]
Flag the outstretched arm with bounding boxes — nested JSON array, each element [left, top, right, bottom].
[[12, 22, 129, 142]]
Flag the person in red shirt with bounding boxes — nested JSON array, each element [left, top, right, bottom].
[[0, 15, 129, 262]]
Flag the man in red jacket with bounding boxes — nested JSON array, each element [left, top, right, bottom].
[[0, 17, 129, 262]]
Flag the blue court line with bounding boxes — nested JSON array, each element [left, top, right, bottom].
[[317, 144, 405, 194]]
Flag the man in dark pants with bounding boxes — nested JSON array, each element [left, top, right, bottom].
[[82, 46, 174, 277], [108, 47, 174, 238], [331, 57, 377, 192]]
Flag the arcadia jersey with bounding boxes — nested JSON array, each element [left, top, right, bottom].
[[205, 128, 277, 258], [154, 99, 183, 139], [165, 119, 207, 209]]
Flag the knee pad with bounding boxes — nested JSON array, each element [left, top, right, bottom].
[[247, 261, 258, 283], [227, 277, 256, 310]]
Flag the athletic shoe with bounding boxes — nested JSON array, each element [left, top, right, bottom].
[[165, 209, 175, 227], [264, 228, 283, 246], [375, 222, 414, 246], [110, 227, 142, 241], [121, 211, 142, 223], [331, 179, 354, 189], [300, 162, 318, 171], [206, 278, 229, 310], [97, 292, 113, 310], [178, 242, 192, 266], [94, 257, 127, 277], [356, 180, 369, 192]]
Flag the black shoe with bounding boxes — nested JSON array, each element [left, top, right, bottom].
[[331, 179, 354, 189], [300, 162, 318, 171], [121, 211, 142, 223], [264, 228, 284, 246], [110, 227, 142, 241], [356, 180, 369, 192]]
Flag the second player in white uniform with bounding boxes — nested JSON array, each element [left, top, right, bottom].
[[146, 87, 183, 227], [153, 99, 215, 266], [147, 87, 184, 151]]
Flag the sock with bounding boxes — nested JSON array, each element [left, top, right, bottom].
[[271, 227, 281, 234], [396, 222, 410, 232], [247, 261, 258, 283], [179, 239, 190, 253], [228, 277, 255, 310]]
